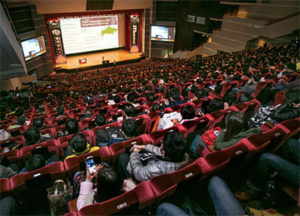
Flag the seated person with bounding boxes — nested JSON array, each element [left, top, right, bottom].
[[122, 103, 135, 119], [180, 105, 197, 124], [127, 91, 140, 107], [165, 87, 186, 107], [19, 154, 46, 174], [56, 106, 66, 119], [33, 118, 49, 130], [239, 74, 261, 102], [190, 112, 261, 158], [77, 164, 123, 210], [96, 119, 137, 147], [157, 175, 280, 216], [24, 127, 52, 146], [205, 98, 225, 114], [0, 128, 11, 142], [249, 87, 300, 128], [65, 134, 99, 159], [118, 132, 190, 182], [57, 119, 79, 138], [235, 137, 300, 201], [79, 108, 93, 121], [7, 116, 25, 130], [85, 114, 107, 130], [213, 112, 262, 150], [157, 111, 182, 131]]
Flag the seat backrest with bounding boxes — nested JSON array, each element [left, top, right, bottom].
[[20, 139, 60, 160], [252, 82, 267, 99], [78, 189, 139, 216], [149, 173, 177, 202], [64, 147, 111, 180], [10, 162, 66, 208], [170, 159, 203, 185], [203, 151, 230, 174], [245, 134, 271, 152], [0, 178, 11, 197]]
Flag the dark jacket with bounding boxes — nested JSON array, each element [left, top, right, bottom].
[[214, 128, 262, 150]]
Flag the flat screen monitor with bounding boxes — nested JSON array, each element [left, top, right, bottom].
[[151, 25, 176, 42], [21, 36, 46, 61]]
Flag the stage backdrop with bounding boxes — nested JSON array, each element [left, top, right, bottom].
[[45, 10, 142, 64]]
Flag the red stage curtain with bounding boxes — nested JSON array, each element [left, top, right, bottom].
[[125, 13, 131, 51], [138, 12, 142, 52]]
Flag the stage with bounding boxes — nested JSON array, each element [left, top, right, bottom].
[[54, 49, 144, 72]]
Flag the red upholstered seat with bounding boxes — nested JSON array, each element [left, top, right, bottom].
[[20, 139, 60, 159], [149, 173, 176, 202], [0, 178, 11, 197], [78, 182, 155, 216]]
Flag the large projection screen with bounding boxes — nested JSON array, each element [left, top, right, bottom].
[[60, 15, 119, 55]]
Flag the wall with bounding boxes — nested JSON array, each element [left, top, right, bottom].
[[0, 4, 27, 79], [263, 14, 300, 38], [0, 75, 37, 91], [33, 0, 152, 14], [17, 5, 54, 79]]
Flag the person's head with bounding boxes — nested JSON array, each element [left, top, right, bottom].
[[65, 119, 79, 134], [84, 108, 93, 118], [113, 95, 121, 103], [127, 92, 138, 103], [33, 118, 44, 129], [16, 116, 25, 125], [24, 127, 41, 145], [286, 87, 300, 104], [181, 105, 195, 120], [223, 90, 237, 106], [168, 87, 180, 101], [253, 73, 261, 82], [123, 104, 135, 117], [223, 112, 249, 141], [147, 93, 156, 102], [15, 107, 24, 117], [25, 154, 45, 172], [122, 119, 137, 138], [162, 132, 186, 162], [151, 103, 162, 112], [69, 133, 88, 154], [57, 106, 64, 115], [96, 166, 122, 202], [70, 102, 77, 109], [207, 98, 224, 113], [95, 114, 106, 126]]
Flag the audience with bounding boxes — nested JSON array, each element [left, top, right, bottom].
[[0, 41, 299, 215]]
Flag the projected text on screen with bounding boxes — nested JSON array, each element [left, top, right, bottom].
[[60, 15, 119, 55]]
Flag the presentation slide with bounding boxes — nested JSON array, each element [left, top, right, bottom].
[[21, 36, 46, 61], [151, 26, 176, 42], [60, 15, 119, 55]]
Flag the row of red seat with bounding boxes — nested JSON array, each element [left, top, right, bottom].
[[1, 117, 298, 215]]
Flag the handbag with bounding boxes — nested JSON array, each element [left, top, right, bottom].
[[47, 179, 73, 216]]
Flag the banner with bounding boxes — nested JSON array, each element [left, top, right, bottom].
[[130, 15, 139, 53], [47, 19, 67, 64]]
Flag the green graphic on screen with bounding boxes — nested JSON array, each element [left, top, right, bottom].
[[101, 27, 118, 37]]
